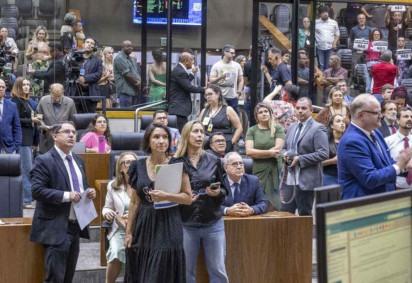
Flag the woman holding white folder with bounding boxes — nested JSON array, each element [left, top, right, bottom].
[[124, 123, 192, 282], [174, 120, 229, 283], [102, 151, 137, 283]]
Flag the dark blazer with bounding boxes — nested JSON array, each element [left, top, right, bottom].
[[30, 146, 90, 245], [221, 174, 268, 215], [168, 64, 204, 116], [11, 96, 36, 146], [377, 119, 398, 138], [338, 124, 396, 199], [0, 98, 22, 152], [32, 55, 65, 92], [37, 95, 77, 153]]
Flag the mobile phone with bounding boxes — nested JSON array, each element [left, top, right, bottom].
[[209, 182, 221, 190]]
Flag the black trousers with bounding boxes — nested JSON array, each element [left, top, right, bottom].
[[43, 222, 81, 283], [176, 115, 188, 133], [280, 184, 314, 216]]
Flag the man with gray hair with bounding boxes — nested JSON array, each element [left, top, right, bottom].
[[320, 54, 348, 104], [371, 49, 398, 102], [221, 152, 268, 216], [338, 94, 412, 199]]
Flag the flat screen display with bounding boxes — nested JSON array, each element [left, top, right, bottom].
[[316, 190, 412, 283], [133, 0, 202, 26]]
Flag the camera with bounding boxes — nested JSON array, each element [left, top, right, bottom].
[[285, 150, 297, 166], [64, 49, 87, 80], [0, 41, 15, 74]]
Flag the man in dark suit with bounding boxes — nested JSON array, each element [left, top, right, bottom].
[[29, 43, 66, 94], [338, 94, 412, 199], [37, 83, 77, 153], [221, 152, 268, 216], [206, 132, 226, 158], [65, 37, 103, 113], [0, 79, 21, 153], [30, 121, 96, 283], [377, 100, 398, 138], [281, 97, 329, 215], [168, 51, 205, 131]]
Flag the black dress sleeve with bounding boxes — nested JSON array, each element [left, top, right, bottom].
[[169, 157, 190, 174], [127, 160, 138, 189]]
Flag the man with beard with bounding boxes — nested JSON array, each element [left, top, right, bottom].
[[338, 94, 412, 199], [378, 100, 398, 138], [385, 107, 412, 189]]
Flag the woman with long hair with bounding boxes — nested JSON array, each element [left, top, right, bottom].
[[11, 77, 43, 208], [124, 123, 192, 282], [80, 114, 112, 153], [298, 17, 311, 50], [245, 102, 285, 210], [98, 46, 116, 107], [148, 48, 166, 105], [315, 87, 351, 126], [102, 152, 138, 283], [365, 28, 384, 93], [174, 120, 229, 283], [322, 114, 346, 185], [199, 84, 242, 152]]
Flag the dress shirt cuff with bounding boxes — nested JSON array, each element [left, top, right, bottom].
[[224, 207, 228, 216], [63, 191, 71, 202], [393, 164, 401, 175]]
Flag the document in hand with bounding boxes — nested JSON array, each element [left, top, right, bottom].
[[73, 189, 98, 229], [154, 162, 183, 209]]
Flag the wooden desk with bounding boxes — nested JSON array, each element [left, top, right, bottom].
[[96, 179, 110, 266], [0, 218, 45, 282], [79, 153, 110, 225], [196, 212, 313, 283]]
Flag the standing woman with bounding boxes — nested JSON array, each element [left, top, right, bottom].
[[102, 151, 138, 283], [124, 123, 192, 282], [245, 102, 285, 210], [11, 77, 43, 208], [315, 87, 351, 126], [298, 17, 311, 50], [98, 47, 116, 107], [322, 114, 346, 185], [365, 29, 384, 94], [199, 84, 242, 152], [174, 120, 229, 283], [80, 114, 112, 153], [148, 48, 166, 105]]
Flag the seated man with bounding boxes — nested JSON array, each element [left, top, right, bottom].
[[206, 132, 226, 158], [221, 152, 268, 216], [152, 109, 180, 153], [320, 55, 348, 104]]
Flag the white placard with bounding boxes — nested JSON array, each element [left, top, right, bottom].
[[397, 49, 412, 60], [154, 162, 183, 209], [353, 39, 369, 51], [372, 41, 388, 52], [391, 5, 406, 12]]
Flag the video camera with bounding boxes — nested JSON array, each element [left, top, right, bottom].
[[0, 41, 15, 74], [63, 49, 87, 79]]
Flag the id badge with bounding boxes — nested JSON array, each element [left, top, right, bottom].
[[306, 40, 310, 46], [207, 123, 213, 132], [80, 68, 85, 76], [202, 117, 210, 126]]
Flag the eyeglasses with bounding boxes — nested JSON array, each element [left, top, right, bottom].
[[204, 92, 215, 98], [229, 161, 244, 167], [57, 130, 76, 135], [121, 160, 134, 166], [361, 110, 382, 116], [212, 139, 226, 144], [142, 186, 154, 202]]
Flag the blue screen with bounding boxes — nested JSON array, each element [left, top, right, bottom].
[[133, 0, 202, 26]]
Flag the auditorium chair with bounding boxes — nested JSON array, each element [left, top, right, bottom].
[[39, 0, 60, 19], [353, 64, 366, 93], [0, 154, 23, 217], [220, 157, 253, 175], [315, 184, 341, 204], [139, 114, 177, 132], [15, 0, 33, 19], [0, 17, 18, 35], [338, 26, 348, 49], [1, 5, 19, 19], [71, 113, 96, 142], [337, 49, 352, 74], [109, 132, 146, 178]]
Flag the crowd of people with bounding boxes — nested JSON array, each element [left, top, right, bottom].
[[2, 5, 412, 283]]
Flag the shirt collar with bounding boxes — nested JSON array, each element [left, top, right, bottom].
[[54, 145, 72, 160], [179, 62, 191, 75], [227, 176, 242, 187], [351, 122, 374, 138]]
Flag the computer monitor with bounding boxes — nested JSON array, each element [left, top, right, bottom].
[[316, 190, 412, 283]]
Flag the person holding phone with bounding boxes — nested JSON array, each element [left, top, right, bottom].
[[174, 120, 229, 283]]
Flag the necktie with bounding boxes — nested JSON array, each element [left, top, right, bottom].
[[370, 131, 383, 156], [291, 123, 303, 150], [390, 124, 397, 134], [403, 137, 412, 185], [66, 155, 81, 192], [233, 183, 240, 203]]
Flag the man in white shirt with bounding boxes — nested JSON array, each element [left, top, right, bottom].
[[385, 107, 412, 189]]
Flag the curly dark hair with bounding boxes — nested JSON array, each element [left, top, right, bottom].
[[84, 114, 112, 145]]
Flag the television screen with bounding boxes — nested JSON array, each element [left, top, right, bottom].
[[133, 0, 202, 26]]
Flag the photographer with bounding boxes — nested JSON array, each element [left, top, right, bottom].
[[64, 37, 103, 113]]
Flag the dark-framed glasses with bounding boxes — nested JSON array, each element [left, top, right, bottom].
[[230, 161, 244, 167], [121, 160, 134, 166]]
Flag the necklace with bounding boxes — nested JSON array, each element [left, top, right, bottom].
[[331, 105, 343, 115], [208, 106, 222, 119]]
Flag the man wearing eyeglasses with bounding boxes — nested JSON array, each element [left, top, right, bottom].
[[30, 121, 96, 283], [338, 94, 412, 199], [0, 79, 21, 153], [221, 152, 267, 217], [36, 83, 77, 153], [206, 132, 227, 158]]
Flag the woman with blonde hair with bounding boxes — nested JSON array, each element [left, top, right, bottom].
[[103, 151, 138, 283], [98, 46, 116, 107], [245, 102, 285, 210], [315, 87, 351, 126]]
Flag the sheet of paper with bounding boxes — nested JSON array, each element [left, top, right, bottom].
[[154, 162, 183, 209], [73, 190, 98, 230]]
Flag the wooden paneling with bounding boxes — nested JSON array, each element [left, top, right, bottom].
[[0, 218, 45, 283]]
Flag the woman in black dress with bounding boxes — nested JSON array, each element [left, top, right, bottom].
[[124, 123, 192, 282]]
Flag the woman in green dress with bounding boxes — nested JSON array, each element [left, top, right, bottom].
[[245, 102, 285, 210], [148, 48, 166, 107]]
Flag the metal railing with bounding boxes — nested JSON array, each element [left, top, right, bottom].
[[134, 100, 167, 132]]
